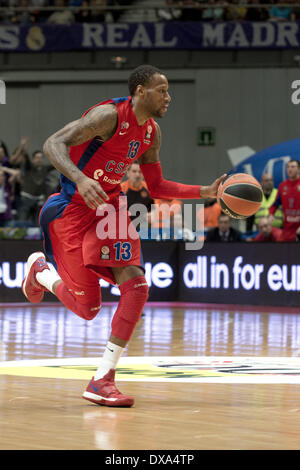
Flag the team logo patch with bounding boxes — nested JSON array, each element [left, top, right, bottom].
[[119, 121, 129, 135], [100, 245, 110, 260], [1, 357, 300, 383]]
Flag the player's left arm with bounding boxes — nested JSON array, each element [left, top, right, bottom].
[[138, 122, 226, 199]]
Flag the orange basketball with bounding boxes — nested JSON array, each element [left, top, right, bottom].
[[217, 173, 263, 219]]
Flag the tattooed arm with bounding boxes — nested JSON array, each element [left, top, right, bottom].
[[43, 104, 118, 209]]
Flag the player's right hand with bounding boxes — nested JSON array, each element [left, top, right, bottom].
[[77, 176, 109, 210]]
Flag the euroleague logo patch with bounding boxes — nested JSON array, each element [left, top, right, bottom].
[[1, 356, 300, 383]]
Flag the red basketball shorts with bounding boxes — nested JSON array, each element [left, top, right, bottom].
[[39, 192, 143, 301]]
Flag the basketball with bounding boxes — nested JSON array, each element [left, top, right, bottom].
[[217, 173, 263, 219]]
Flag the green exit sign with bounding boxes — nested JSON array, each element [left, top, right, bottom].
[[197, 127, 215, 146]]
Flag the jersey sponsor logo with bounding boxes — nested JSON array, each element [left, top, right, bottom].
[[94, 169, 104, 180], [103, 175, 122, 185], [74, 290, 85, 296]]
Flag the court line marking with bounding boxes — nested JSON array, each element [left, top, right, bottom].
[[1, 356, 300, 383]]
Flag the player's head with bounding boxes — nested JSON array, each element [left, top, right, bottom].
[[128, 64, 171, 118], [127, 161, 143, 186], [286, 160, 300, 180], [258, 217, 272, 237], [218, 213, 231, 233]]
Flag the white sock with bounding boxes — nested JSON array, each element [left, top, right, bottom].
[[36, 264, 62, 294], [94, 341, 124, 380]]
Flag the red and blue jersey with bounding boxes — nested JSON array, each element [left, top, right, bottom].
[[269, 176, 300, 241], [60, 96, 156, 204]]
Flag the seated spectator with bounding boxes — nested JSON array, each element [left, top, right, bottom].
[[245, 0, 266, 21], [9, 0, 43, 24], [197, 198, 222, 231], [225, 0, 247, 21], [269, 3, 292, 21], [291, 0, 300, 21], [180, 0, 202, 21], [206, 213, 243, 242], [47, 0, 75, 24], [157, 0, 183, 21], [30, 0, 51, 23], [89, 0, 112, 23], [17, 149, 53, 225], [74, 0, 92, 22], [121, 161, 154, 227], [253, 217, 282, 242], [202, 0, 224, 21]]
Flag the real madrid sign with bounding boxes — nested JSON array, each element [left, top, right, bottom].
[[1, 22, 300, 52]]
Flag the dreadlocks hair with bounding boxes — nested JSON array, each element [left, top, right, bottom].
[[128, 65, 163, 97]]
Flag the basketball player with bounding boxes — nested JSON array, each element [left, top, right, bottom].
[[22, 65, 226, 407]]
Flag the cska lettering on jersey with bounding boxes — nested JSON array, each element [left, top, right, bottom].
[[60, 96, 156, 204]]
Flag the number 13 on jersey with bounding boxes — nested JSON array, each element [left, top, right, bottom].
[[126, 140, 140, 160], [113, 242, 132, 261]]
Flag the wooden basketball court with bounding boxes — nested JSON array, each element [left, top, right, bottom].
[[0, 302, 300, 450]]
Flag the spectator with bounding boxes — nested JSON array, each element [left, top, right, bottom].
[[47, 0, 75, 24], [0, 167, 16, 227], [253, 217, 282, 242], [121, 161, 154, 226], [206, 212, 243, 242], [10, 0, 37, 24], [74, 0, 92, 22], [180, 0, 202, 21], [17, 149, 53, 225], [245, 0, 266, 21], [291, 0, 300, 21], [30, 0, 50, 23], [89, 0, 113, 23], [157, 0, 183, 21], [225, 0, 247, 21], [254, 173, 283, 228], [197, 197, 222, 231], [202, 0, 224, 21], [296, 226, 300, 241], [269, 160, 300, 241], [150, 198, 183, 237], [269, 2, 292, 21], [10, 136, 31, 213], [0, 140, 10, 168]]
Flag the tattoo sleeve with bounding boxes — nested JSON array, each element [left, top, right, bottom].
[[43, 104, 118, 184]]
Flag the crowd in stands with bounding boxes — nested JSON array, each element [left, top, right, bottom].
[[1, 136, 300, 242], [0, 0, 299, 25]]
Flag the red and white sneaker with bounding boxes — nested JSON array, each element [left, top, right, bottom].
[[82, 369, 134, 407], [22, 252, 49, 303]]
